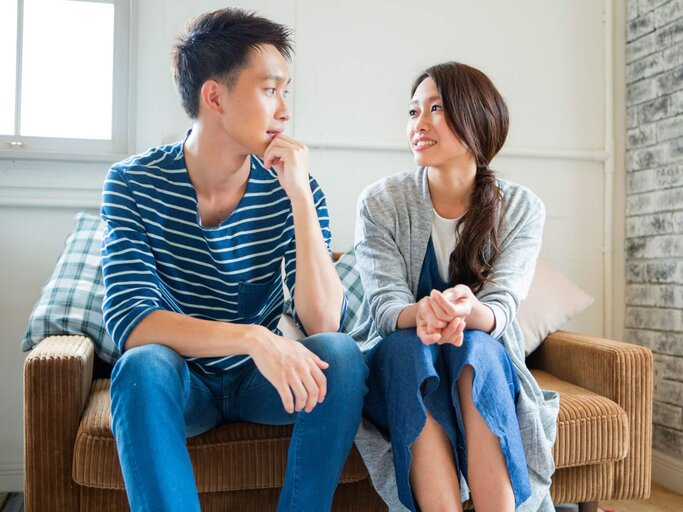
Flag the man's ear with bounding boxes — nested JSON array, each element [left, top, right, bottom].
[[199, 80, 225, 115]]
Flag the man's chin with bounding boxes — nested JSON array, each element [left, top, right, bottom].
[[253, 141, 271, 160]]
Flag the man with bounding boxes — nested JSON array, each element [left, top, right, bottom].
[[101, 8, 367, 511]]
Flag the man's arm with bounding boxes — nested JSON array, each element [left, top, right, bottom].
[[264, 135, 345, 335], [125, 310, 328, 414]]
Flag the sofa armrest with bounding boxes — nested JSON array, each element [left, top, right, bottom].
[[529, 330, 653, 500], [24, 335, 95, 512]]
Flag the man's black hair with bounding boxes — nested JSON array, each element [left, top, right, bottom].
[[172, 8, 293, 119]]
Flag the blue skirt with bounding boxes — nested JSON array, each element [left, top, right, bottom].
[[363, 328, 531, 511]]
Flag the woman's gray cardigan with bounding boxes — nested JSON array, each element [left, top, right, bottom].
[[350, 167, 560, 512]]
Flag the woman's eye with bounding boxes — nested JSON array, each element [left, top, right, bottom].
[[431, 105, 442, 112], [408, 109, 417, 116], [283, 90, 290, 97], [266, 88, 276, 94]]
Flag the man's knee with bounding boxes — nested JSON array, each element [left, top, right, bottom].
[[111, 343, 186, 390], [304, 333, 368, 398]]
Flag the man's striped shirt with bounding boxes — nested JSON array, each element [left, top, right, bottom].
[[101, 139, 344, 374]]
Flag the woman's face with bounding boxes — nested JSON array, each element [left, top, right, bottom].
[[406, 77, 473, 169]]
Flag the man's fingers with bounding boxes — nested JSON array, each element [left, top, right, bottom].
[[288, 372, 308, 412], [262, 147, 284, 169], [276, 381, 295, 414], [310, 362, 327, 403], [309, 351, 329, 370], [300, 368, 320, 413]]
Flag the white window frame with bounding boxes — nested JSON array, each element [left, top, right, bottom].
[[1, 0, 130, 161]]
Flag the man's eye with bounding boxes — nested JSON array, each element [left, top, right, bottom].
[[283, 90, 290, 97], [408, 109, 417, 116], [266, 88, 276, 94]]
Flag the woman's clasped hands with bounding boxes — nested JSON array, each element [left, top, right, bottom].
[[416, 284, 475, 346]]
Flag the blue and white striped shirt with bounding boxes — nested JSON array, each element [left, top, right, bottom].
[[101, 138, 343, 374]]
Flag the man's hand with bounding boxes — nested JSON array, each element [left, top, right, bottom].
[[263, 134, 310, 201], [249, 328, 328, 414]]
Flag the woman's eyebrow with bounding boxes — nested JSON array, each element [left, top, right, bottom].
[[409, 95, 441, 105]]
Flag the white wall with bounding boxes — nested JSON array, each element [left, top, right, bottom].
[[0, 0, 617, 490]]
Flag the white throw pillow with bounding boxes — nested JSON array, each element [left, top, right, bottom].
[[517, 258, 594, 356]]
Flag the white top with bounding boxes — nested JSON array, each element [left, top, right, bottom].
[[431, 209, 462, 282]]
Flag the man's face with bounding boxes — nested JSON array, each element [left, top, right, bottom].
[[216, 44, 291, 156]]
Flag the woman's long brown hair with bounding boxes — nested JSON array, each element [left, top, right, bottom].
[[411, 62, 509, 293]]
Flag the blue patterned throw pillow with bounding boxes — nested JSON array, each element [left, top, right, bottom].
[[282, 250, 364, 334], [334, 251, 364, 333], [21, 212, 120, 364]]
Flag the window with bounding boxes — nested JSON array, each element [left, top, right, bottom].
[[1, 0, 129, 157]]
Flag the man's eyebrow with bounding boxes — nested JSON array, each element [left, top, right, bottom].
[[409, 95, 441, 105], [264, 75, 292, 85]]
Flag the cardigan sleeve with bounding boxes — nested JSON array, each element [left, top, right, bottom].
[[353, 196, 415, 338], [478, 190, 545, 340]]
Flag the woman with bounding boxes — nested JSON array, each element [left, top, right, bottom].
[[351, 62, 559, 512]]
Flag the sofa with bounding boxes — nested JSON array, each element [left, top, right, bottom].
[[22, 214, 653, 511]]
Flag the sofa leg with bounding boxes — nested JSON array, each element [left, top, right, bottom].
[[578, 502, 598, 512]]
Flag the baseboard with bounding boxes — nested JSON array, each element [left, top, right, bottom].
[[652, 448, 683, 495], [0, 462, 23, 492]]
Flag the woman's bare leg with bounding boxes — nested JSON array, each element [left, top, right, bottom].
[[410, 410, 463, 512], [457, 364, 515, 512]]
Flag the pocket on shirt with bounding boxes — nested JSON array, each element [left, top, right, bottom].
[[237, 272, 281, 319]]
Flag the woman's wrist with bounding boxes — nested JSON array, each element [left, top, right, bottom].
[[396, 302, 420, 329], [465, 299, 496, 333]]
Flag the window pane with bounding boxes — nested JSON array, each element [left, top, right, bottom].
[[0, 0, 17, 135], [21, 0, 114, 139]]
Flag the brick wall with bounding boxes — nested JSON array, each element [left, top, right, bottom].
[[625, 0, 683, 456]]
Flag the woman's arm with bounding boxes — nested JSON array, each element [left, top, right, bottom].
[[354, 197, 415, 338], [477, 194, 545, 339]]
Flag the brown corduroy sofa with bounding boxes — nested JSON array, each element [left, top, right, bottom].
[[24, 330, 652, 512]]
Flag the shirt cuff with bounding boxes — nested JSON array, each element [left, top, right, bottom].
[[484, 301, 507, 339]]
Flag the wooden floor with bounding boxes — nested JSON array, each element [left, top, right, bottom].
[[600, 482, 683, 512], [0, 484, 681, 511]]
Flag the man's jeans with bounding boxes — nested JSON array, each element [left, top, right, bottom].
[[109, 333, 368, 512]]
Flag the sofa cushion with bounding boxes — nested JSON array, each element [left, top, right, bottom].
[[531, 370, 629, 469], [22, 213, 120, 364], [73, 379, 369, 491], [518, 259, 594, 356]]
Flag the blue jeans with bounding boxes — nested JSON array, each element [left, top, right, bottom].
[[110, 333, 368, 512]]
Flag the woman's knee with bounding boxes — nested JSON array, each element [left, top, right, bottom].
[[374, 328, 433, 369], [449, 330, 508, 365]]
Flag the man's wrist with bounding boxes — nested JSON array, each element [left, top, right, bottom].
[[289, 187, 315, 210], [244, 324, 274, 357]]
